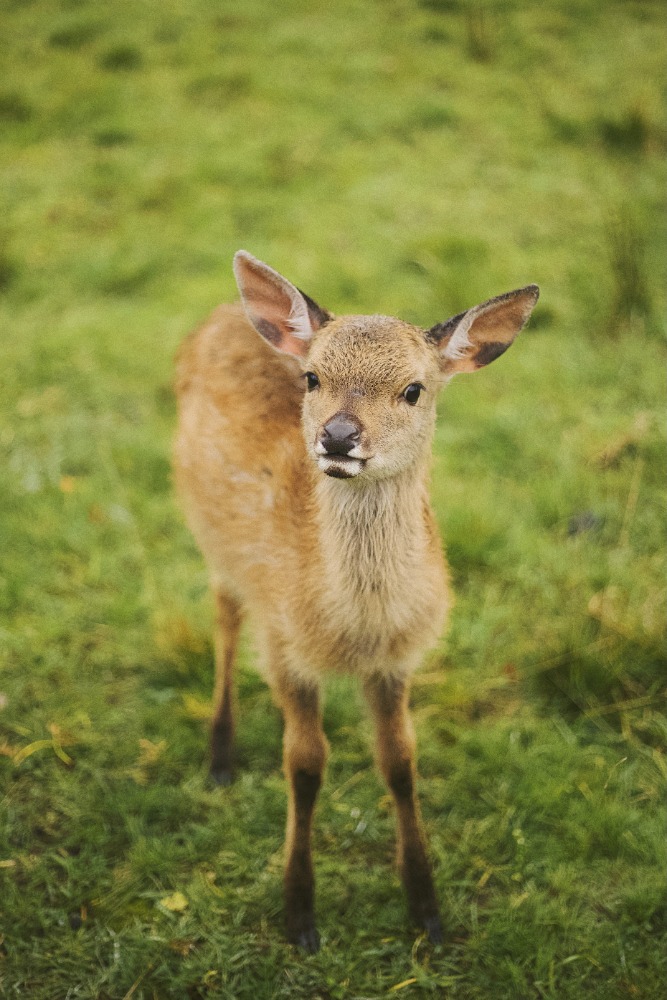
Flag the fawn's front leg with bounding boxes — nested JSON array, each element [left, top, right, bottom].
[[274, 672, 329, 953], [364, 673, 442, 944]]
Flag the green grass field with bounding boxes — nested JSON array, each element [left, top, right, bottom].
[[1, 0, 665, 997]]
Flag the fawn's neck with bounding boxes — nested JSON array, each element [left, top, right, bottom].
[[313, 464, 432, 601]]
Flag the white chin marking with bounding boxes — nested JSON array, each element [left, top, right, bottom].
[[317, 456, 363, 479]]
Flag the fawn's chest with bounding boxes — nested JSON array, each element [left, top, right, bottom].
[[292, 481, 449, 677]]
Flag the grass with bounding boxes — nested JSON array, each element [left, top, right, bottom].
[[0, 0, 665, 997]]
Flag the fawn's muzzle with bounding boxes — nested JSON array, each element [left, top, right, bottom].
[[319, 413, 362, 456]]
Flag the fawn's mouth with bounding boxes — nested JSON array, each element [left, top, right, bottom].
[[317, 454, 367, 479]]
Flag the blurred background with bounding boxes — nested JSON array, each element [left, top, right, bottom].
[[0, 1, 665, 997]]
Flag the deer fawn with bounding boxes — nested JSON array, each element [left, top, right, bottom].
[[174, 251, 538, 952]]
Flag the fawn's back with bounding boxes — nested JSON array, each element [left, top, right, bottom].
[[174, 301, 306, 604]]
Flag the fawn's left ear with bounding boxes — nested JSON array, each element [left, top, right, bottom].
[[428, 285, 540, 376]]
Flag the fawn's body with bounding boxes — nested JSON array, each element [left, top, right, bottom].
[[174, 253, 538, 951]]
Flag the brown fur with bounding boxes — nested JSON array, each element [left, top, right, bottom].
[[173, 252, 538, 950]]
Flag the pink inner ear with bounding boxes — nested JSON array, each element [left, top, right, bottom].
[[246, 281, 293, 337], [470, 296, 534, 344], [247, 299, 312, 356]]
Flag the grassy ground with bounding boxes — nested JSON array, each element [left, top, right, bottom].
[[0, 0, 665, 997]]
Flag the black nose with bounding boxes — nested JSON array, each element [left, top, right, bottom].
[[320, 413, 361, 456]]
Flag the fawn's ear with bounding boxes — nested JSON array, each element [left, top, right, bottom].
[[233, 250, 332, 357], [428, 285, 539, 376]]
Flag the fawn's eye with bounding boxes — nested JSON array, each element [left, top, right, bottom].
[[304, 371, 320, 391], [402, 382, 424, 405]]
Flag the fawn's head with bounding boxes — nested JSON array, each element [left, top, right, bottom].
[[234, 251, 539, 482]]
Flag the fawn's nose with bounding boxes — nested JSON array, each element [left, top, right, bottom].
[[320, 412, 362, 456]]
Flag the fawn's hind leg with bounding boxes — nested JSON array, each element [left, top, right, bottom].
[[210, 587, 243, 785]]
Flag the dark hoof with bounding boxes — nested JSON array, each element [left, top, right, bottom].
[[289, 924, 320, 954], [209, 766, 233, 787], [423, 914, 443, 945]]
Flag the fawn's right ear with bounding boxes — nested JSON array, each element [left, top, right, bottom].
[[233, 251, 332, 358]]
